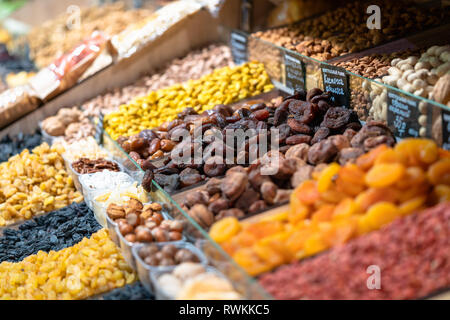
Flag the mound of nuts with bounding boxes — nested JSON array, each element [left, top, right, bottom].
[[104, 62, 274, 140], [107, 199, 183, 243], [72, 158, 120, 174], [0, 143, 83, 226], [138, 243, 200, 267]]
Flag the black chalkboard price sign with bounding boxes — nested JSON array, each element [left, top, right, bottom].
[[386, 89, 420, 138], [441, 109, 450, 150], [283, 50, 305, 94], [95, 112, 104, 145], [321, 65, 349, 107], [230, 30, 248, 65]]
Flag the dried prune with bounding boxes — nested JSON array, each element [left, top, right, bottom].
[[213, 104, 233, 117], [139, 130, 158, 142], [216, 208, 245, 221], [179, 168, 203, 188], [290, 101, 316, 124], [307, 140, 339, 165], [286, 134, 312, 145], [351, 121, 395, 150], [248, 200, 267, 214], [321, 107, 353, 130], [203, 156, 227, 177], [177, 107, 197, 119], [142, 170, 154, 192], [208, 198, 229, 215], [285, 89, 306, 101], [273, 100, 290, 126], [154, 173, 179, 192], [274, 124, 291, 144], [287, 118, 312, 134], [310, 92, 330, 104], [237, 108, 252, 119], [364, 135, 395, 150], [250, 103, 267, 111], [311, 127, 330, 144], [338, 147, 365, 165], [251, 109, 270, 121], [235, 188, 260, 211], [328, 135, 350, 150], [306, 88, 323, 101]]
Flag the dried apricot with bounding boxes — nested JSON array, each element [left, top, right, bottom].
[[294, 180, 320, 205], [209, 217, 241, 243], [285, 228, 314, 255], [364, 202, 400, 230], [365, 163, 405, 188], [333, 198, 358, 220], [288, 203, 309, 224], [355, 187, 398, 212], [311, 205, 334, 223], [245, 220, 284, 239], [233, 248, 271, 276], [396, 166, 427, 189], [427, 159, 450, 185], [398, 196, 426, 216], [356, 144, 388, 170], [317, 163, 340, 192], [375, 148, 407, 165], [323, 218, 357, 246], [253, 243, 285, 267], [335, 165, 366, 196], [394, 139, 438, 167], [303, 234, 328, 257], [319, 189, 346, 204]]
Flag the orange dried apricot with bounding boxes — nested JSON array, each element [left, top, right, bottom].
[[253, 242, 286, 267], [398, 196, 426, 216], [394, 139, 438, 167], [319, 189, 347, 204], [209, 217, 241, 243], [335, 165, 366, 196], [311, 205, 334, 223], [288, 203, 309, 224], [355, 187, 398, 212], [364, 201, 400, 230], [295, 180, 320, 205], [356, 144, 388, 170], [365, 163, 405, 188], [244, 220, 284, 239], [427, 159, 450, 185], [396, 166, 427, 189], [233, 248, 271, 276], [317, 163, 340, 192], [303, 234, 328, 257], [375, 148, 407, 165], [323, 218, 357, 246], [285, 228, 313, 255], [333, 198, 358, 220]]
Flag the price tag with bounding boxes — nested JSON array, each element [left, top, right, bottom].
[[95, 112, 104, 145], [321, 65, 349, 107], [442, 109, 450, 150], [230, 30, 248, 65], [386, 90, 420, 138], [283, 50, 305, 94]]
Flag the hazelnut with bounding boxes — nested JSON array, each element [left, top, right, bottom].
[[135, 226, 153, 242], [119, 223, 133, 236], [152, 228, 168, 242], [124, 233, 137, 243]]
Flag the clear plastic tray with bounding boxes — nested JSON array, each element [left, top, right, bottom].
[[132, 242, 208, 295], [105, 214, 121, 247], [150, 265, 229, 300]]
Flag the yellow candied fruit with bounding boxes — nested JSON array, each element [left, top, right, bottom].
[[0, 229, 136, 300], [0, 143, 82, 226], [104, 62, 274, 140]]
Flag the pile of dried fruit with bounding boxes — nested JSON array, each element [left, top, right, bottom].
[[0, 143, 83, 226], [0, 202, 100, 263], [0, 229, 136, 300], [260, 202, 450, 300], [72, 158, 120, 175], [104, 62, 274, 140], [107, 199, 183, 243], [210, 138, 450, 276]]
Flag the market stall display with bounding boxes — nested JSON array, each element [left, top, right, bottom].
[[209, 138, 449, 276], [0, 0, 448, 302]]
